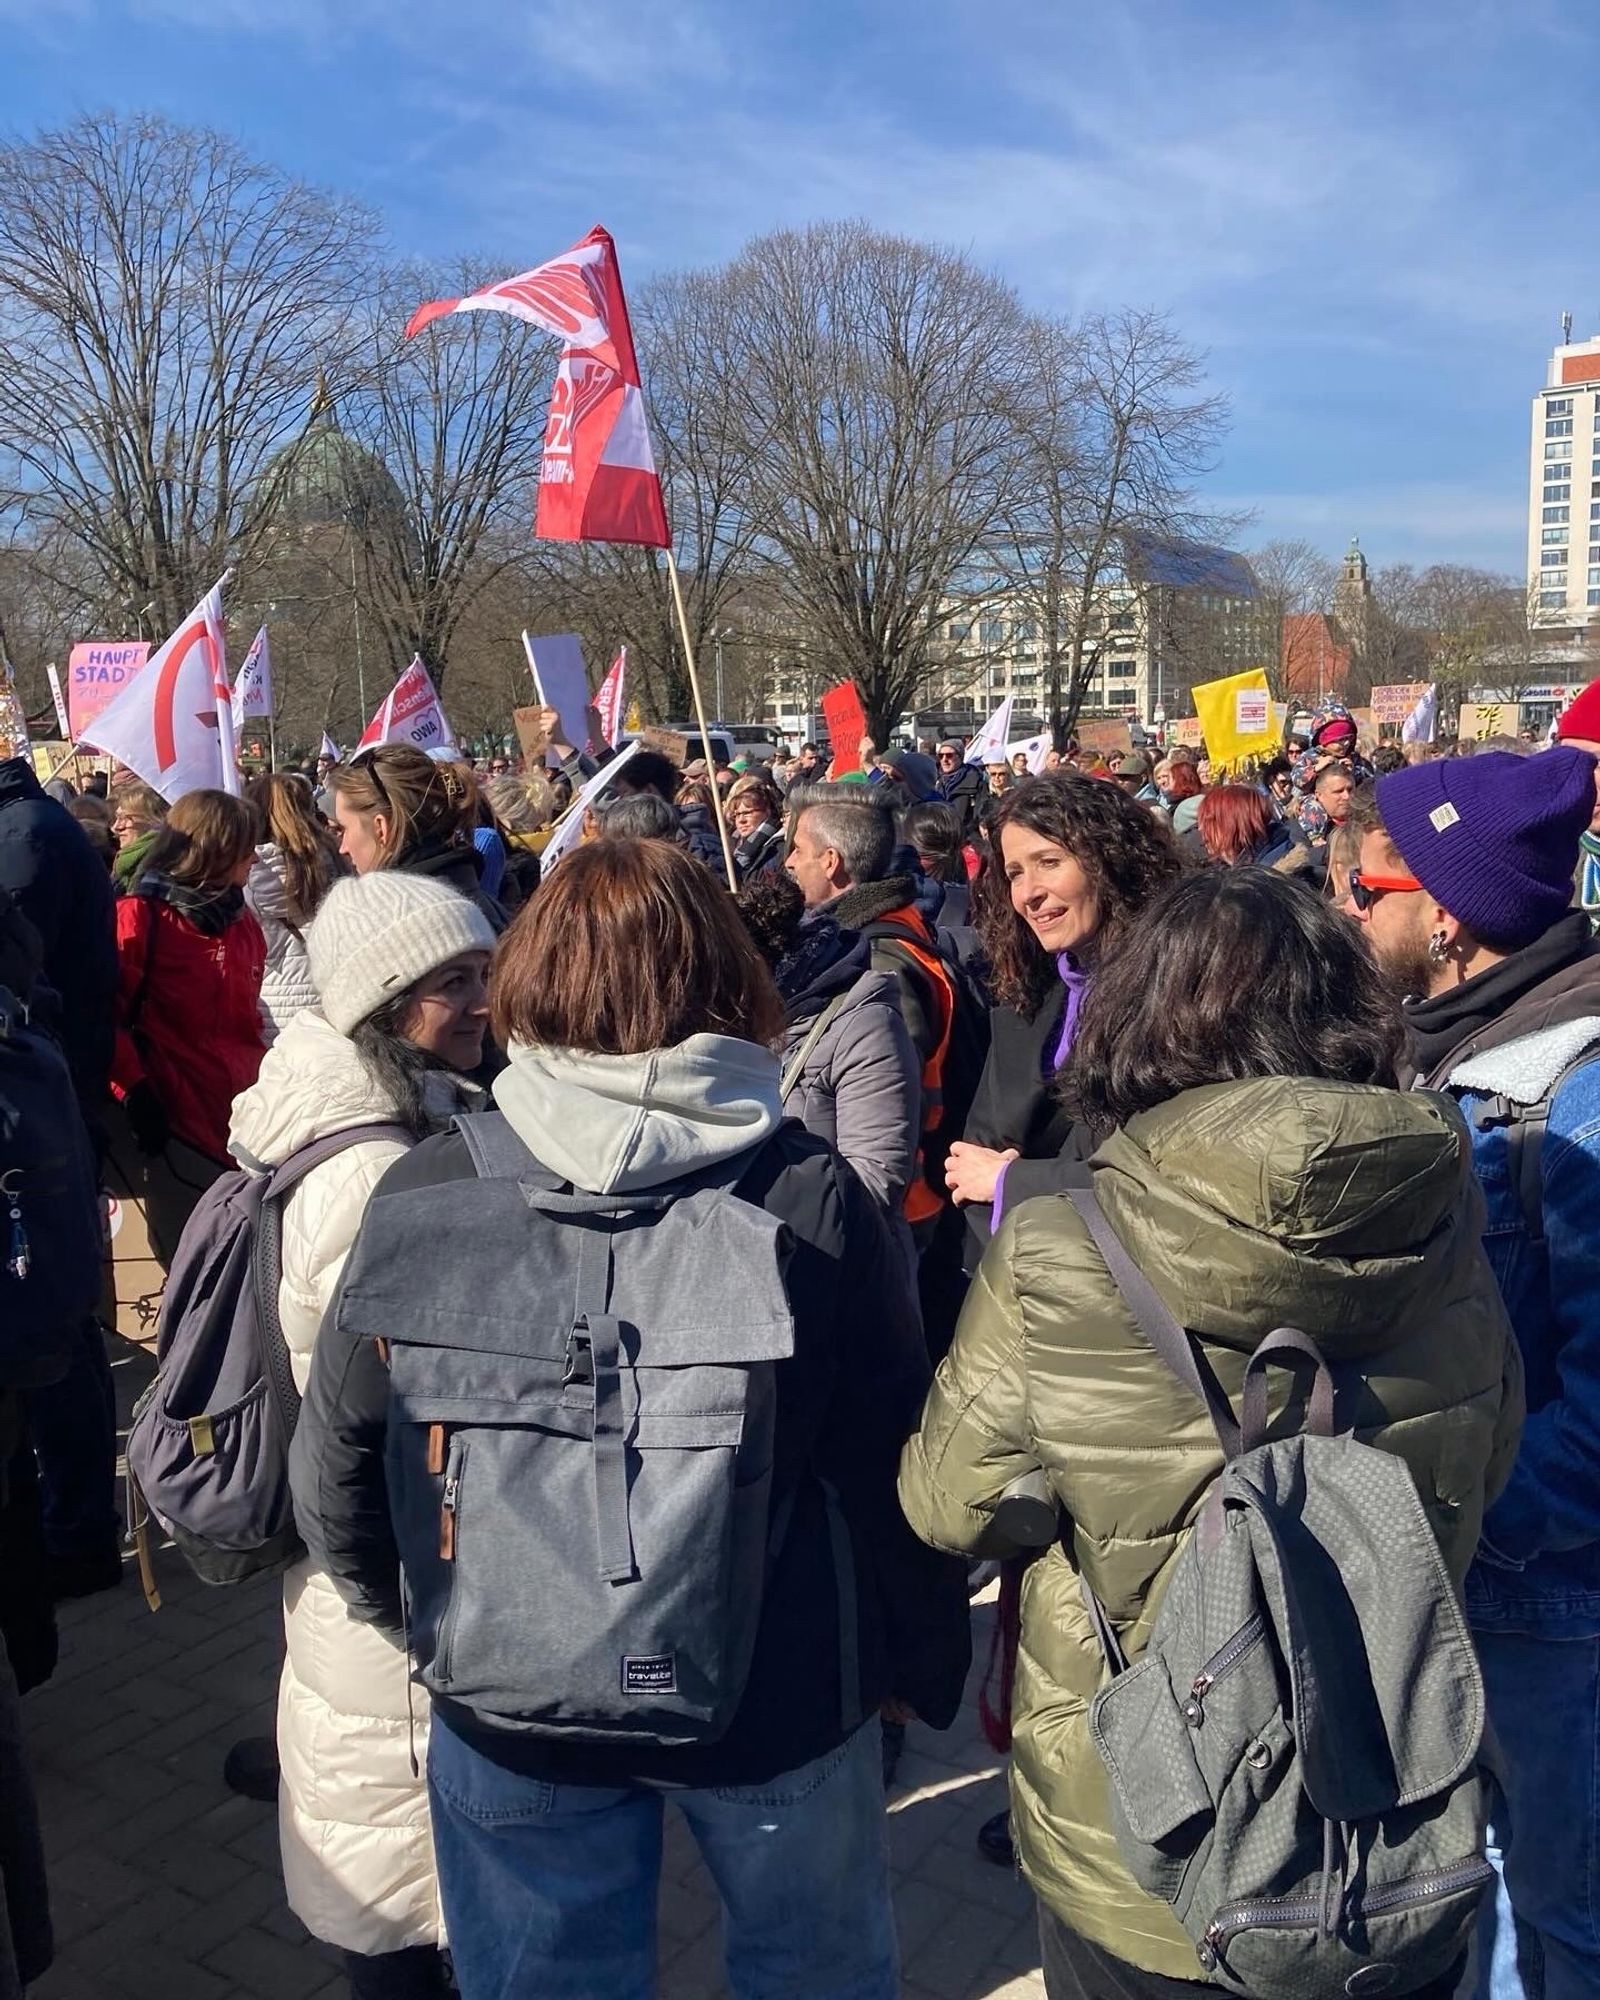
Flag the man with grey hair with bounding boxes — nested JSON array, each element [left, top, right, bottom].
[[785, 791, 960, 1248]]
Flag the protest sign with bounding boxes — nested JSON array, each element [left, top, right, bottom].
[[1191, 669, 1275, 771], [523, 632, 591, 754], [1457, 702, 1506, 741], [820, 680, 868, 774], [67, 640, 151, 739], [1076, 719, 1132, 756], [638, 724, 690, 766], [540, 740, 642, 872], [1170, 717, 1206, 748], [1370, 681, 1432, 725], [45, 663, 70, 738], [512, 706, 550, 768]]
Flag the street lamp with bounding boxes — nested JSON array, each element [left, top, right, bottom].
[[713, 626, 735, 722]]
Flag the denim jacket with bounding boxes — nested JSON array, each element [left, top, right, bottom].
[[1445, 1016, 1600, 1638]]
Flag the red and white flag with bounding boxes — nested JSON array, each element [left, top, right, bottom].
[[231, 626, 273, 726], [593, 646, 628, 750], [78, 579, 239, 802], [357, 656, 456, 756], [406, 227, 670, 550]]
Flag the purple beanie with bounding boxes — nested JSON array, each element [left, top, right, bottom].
[[1375, 748, 1597, 951]]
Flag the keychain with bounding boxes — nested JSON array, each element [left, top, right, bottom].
[[2, 1170, 28, 1281]]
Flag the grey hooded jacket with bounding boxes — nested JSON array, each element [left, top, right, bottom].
[[781, 967, 921, 1214]]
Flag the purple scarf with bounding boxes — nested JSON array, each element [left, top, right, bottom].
[[1048, 953, 1090, 1076]]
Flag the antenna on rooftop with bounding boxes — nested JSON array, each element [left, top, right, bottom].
[[1562, 310, 1573, 344]]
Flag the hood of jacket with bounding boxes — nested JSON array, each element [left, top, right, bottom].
[[228, 1008, 473, 1169], [1093, 1075, 1476, 1361], [493, 1032, 783, 1194], [1405, 912, 1600, 1086], [0, 756, 44, 809], [829, 875, 920, 933]]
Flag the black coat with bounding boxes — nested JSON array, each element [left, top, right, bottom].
[[936, 760, 985, 834], [961, 981, 1095, 1259], [291, 1120, 971, 1789], [396, 839, 510, 934], [0, 759, 116, 1115]]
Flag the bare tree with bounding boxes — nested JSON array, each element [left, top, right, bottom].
[[995, 310, 1230, 740], [1248, 540, 1339, 700], [715, 221, 1033, 739], [0, 114, 377, 635]]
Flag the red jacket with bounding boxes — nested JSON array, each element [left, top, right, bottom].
[[112, 893, 267, 1162]]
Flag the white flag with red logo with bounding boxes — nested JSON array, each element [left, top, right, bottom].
[[78, 579, 239, 802], [357, 656, 456, 755], [231, 626, 273, 727], [1007, 733, 1051, 775], [593, 647, 628, 750], [406, 228, 671, 550], [964, 696, 1016, 767]]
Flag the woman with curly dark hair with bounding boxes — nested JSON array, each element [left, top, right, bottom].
[[944, 772, 1183, 1228]]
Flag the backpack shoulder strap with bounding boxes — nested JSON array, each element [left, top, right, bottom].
[[452, 1108, 559, 1183], [1066, 1186, 1242, 1460], [780, 991, 851, 1101]]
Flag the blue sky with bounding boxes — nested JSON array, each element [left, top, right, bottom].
[[4, 0, 1593, 574]]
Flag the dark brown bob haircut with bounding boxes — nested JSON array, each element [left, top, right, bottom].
[[1067, 867, 1404, 1135], [491, 837, 786, 1055], [135, 788, 262, 891], [977, 773, 1184, 1015]]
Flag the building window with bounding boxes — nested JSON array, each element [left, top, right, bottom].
[[979, 619, 1004, 647], [1589, 567, 1600, 587], [1542, 589, 1568, 608], [1548, 397, 1574, 416], [1013, 619, 1037, 644], [1542, 527, 1570, 544], [1544, 506, 1571, 523], [1108, 658, 1138, 677], [1548, 419, 1574, 438], [1591, 589, 1600, 606], [1541, 549, 1569, 567], [1545, 484, 1571, 502], [1592, 502, 1600, 519], [1109, 688, 1138, 706], [1547, 440, 1574, 460], [948, 621, 971, 643], [1109, 612, 1135, 630]]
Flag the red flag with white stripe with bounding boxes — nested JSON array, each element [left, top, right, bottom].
[[593, 647, 628, 750], [405, 228, 670, 550]]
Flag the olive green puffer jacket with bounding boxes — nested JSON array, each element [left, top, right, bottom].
[[899, 1076, 1523, 1984]]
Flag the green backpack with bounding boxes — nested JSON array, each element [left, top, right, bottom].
[[1070, 1189, 1494, 2000]]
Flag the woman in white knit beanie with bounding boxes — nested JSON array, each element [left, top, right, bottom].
[[226, 872, 496, 1999]]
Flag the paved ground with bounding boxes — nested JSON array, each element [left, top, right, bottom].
[[21, 1331, 1044, 2000]]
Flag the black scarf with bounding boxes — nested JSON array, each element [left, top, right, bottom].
[[1403, 911, 1595, 1082], [136, 871, 245, 938]]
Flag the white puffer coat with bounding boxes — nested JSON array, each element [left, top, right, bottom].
[[229, 1010, 474, 1955], [246, 845, 320, 1047]]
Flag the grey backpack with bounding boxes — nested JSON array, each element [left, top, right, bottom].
[[334, 1112, 796, 1745], [1070, 1189, 1493, 2000], [126, 1124, 407, 1594]]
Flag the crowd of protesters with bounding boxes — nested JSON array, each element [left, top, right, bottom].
[[1, 673, 1599, 2000]]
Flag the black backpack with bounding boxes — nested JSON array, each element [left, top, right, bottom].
[[0, 981, 103, 1388]]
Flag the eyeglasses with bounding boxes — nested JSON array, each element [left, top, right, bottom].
[[1347, 868, 1422, 912], [937, 751, 959, 762]]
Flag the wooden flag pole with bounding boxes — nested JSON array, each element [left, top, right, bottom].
[[664, 548, 738, 890]]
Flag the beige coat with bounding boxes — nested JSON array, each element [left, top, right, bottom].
[[230, 1011, 471, 1955]]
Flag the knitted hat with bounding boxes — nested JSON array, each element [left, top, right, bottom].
[[1375, 748, 1597, 951], [306, 873, 496, 1034], [1555, 677, 1600, 747]]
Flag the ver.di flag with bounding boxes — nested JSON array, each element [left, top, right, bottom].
[[593, 646, 628, 750], [964, 696, 1016, 766], [1007, 732, 1051, 775], [78, 579, 239, 802], [357, 656, 456, 755], [231, 627, 273, 727], [405, 227, 670, 550]]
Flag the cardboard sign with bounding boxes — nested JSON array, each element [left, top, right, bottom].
[[1076, 719, 1132, 756], [1347, 705, 1374, 741], [820, 680, 868, 774], [1169, 717, 1206, 748], [1369, 681, 1432, 725], [638, 724, 689, 767], [67, 639, 150, 738], [1458, 702, 1507, 742], [512, 706, 550, 769]]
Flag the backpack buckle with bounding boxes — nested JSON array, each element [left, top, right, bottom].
[[563, 1328, 595, 1390]]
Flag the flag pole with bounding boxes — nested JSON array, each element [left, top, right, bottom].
[[664, 549, 737, 889]]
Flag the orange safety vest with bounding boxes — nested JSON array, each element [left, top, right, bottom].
[[863, 908, 957, 1226]]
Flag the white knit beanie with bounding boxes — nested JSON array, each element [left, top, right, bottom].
[[306, 873, 497, 1034]]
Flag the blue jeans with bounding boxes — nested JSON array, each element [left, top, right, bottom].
[[427, 1717, 898, 2000], [1472, 1629, 1600, 1999]]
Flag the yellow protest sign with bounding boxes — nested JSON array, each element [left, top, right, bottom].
[[1189, 669, 1276, 772], [1457, 702, 1505, 742]]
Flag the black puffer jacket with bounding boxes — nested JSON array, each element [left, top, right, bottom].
[[0, 759, 116, 1113], [291, 1114, 971, 1790]]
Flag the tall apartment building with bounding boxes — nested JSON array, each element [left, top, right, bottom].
[[1529, 328, 1600, 635]]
